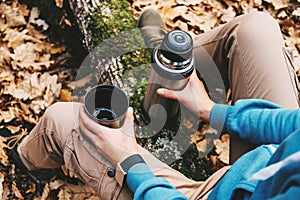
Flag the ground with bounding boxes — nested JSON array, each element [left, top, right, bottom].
[[0, 0, 299, 199]]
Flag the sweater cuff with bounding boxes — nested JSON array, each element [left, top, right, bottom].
[[210, 104, 228, 133], [126, 163, 156, 193]]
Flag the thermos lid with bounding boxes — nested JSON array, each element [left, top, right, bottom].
[[160, 30, 193, 62]]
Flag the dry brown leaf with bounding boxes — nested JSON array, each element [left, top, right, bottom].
[[3, 29, 33, 49], [132, 0, 153, 9], [50, 45, 67, 54], [0, 107, 21, 123], [58, 187, 73, 200], [55, 0, 64, 8], [10, 42, 37, 63], [215, 134, 230, 164], [4, 72, 61, 101], [40, 183, 50, 200], [0, 17, 8, 32], [176, 0, 200, 5], [220, 7, 236, 23], [17, 2, 30, 17], [30, 99, 48, 115], [5, 125, 21, 134], [26, 25, 48, 40], [22, 114, 38, 125], [293, 8, 300, 17], [29, 7, 49, 31], [0, 136, 9, 166], [4, 77, 32, 100], [0, 70, 14, 83], [61, 165, 78, 178], [277, 10, 288, 19], [1, 4, 27, 27], [12, 181, 24, 199], [162, 6, 180, 22], [49, 180, 65, 190], [157, 0, 177, 7], [172, 6, 188, 14], [0, 177, 4, 198], [263, 0, 288, 10], [60, 89, 73, 102], [174, 20, 189, 31]]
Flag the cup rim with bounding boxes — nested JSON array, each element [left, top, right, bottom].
[[84, 84, 129, 123]]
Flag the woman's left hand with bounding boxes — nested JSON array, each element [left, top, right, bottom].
[[79, 105, 138, 165]]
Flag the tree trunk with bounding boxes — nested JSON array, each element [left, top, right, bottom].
[[67, 0, 100, 51]]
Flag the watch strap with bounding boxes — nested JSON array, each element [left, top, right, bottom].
[[115, 154, 146, 186], [120, 154, 145, 173]]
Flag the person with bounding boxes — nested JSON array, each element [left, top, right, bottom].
[[13, 8, 300, 200]]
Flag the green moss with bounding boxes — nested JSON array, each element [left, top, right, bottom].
[[88, 0, 137, 45]]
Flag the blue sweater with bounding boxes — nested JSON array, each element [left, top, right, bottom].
[[125, 99, 300, 200]]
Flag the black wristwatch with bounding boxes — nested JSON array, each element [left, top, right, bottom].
[[115, 154, 146, 186]]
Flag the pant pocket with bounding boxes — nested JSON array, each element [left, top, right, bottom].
[[64, 132, 122, 200]]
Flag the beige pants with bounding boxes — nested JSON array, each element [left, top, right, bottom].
[[18, 11, 299, 200]]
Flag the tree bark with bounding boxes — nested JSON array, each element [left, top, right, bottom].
[[67, 0, 100, 51]]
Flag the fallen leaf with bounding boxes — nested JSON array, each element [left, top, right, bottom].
[[55, 0, 64, 8], [292, 7, 300, 17], [176, 0, 200, 5], [0, 177, 4, 198], [221, 7, 236, 23], [0, 137, 9, 166], [10, 42, 37, 63], [60, 89, 72, 102], [263, 0, 288, 10], [40, 183, 50, 200], [215, 134, 229, 164], [5, 125, 21, 134], [1, 4, 27, 27], [29, 7, 49, 31], [0, 107, 21, 123], [12, 181, 23, 199], [277, 10, 287, 19]]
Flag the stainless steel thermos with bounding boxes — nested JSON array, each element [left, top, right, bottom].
[[141, 30, 194, 130]]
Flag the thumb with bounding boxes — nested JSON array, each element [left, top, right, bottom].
[[121, 107, 135, 134], [125, 107, 134, 122], [156, 88, 179, 101]]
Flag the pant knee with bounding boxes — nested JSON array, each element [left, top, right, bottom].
[[44, 102, 80, 119], [246, 11, 278, 27], [42, 102, 81, 134], [235, 11, 283, 46]]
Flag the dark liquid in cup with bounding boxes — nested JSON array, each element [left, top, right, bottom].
[[93, 108, 117, 121]]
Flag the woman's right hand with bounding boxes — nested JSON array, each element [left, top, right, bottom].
[[156, 70, 215, 122]]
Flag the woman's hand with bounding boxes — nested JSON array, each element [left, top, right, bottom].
[[157, 70, 215, 122], [79, 105, 139, 165]]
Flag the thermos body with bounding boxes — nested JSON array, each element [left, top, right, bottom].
[[141, 30, 194, 130]]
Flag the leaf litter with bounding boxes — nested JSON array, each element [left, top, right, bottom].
[[0, 0, 98, 199], [0, 0, 299, 199]]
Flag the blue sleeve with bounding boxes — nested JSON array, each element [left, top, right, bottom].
[[210, 99, 300, 145], [126, 163, 188, 200]]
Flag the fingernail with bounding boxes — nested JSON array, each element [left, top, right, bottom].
[[128, 107, 133, 114], [157, 88, 165, 95]]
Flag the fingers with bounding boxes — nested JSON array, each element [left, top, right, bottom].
[[156, 88, 179, 100], [79, 105, 108, 137]]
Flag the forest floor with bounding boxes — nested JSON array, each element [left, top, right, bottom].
[[0, 0, 299, 199]]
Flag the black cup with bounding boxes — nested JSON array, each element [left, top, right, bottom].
[[84, 84, 129, 128]]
